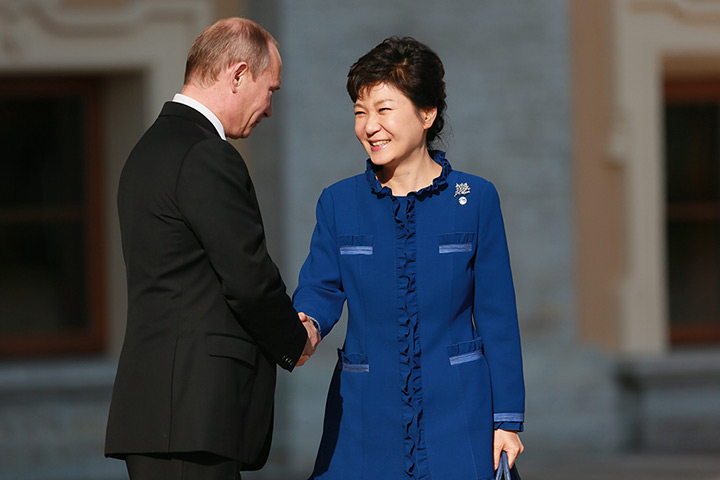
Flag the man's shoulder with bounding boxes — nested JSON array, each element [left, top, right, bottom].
[[149, 103, 220, 142], [122, 107, 234, 189], [129, 108, 226, 167]]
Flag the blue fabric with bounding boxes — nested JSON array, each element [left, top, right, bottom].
[[294, 151, 525, 480]]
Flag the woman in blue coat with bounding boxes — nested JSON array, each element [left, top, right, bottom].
[[294, 36, 525, 480]]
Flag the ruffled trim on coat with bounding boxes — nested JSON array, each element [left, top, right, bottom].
[[365, 150, 452, 199], [362, 150, 450, 478], [393, 197, 430, 479]]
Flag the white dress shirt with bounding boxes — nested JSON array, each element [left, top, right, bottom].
[[172, 93, 226, 140]]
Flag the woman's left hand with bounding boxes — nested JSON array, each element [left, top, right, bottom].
[[493, 429, 524, 470]]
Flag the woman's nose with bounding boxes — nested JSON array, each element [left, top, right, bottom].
[[365, 113, 380, 135]]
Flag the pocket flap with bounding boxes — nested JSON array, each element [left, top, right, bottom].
[[338, 235, 374, 255], [337, 348, 370, 372], [206, 334, 257, 367], [447, 337, 484, 365], [438, 232, 475, 254]]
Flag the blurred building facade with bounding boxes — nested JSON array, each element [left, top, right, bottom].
[[0, 0, 719, 479]]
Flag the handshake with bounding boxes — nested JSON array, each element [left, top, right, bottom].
[[297, 312, 321, 367]]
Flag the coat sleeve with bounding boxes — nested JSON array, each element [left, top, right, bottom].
[[292, 188, 346, 339], [176, 138, 307, 371], [473, 181, 525, 431]]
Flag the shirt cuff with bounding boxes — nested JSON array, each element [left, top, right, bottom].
[[305, 314, 323, 339], [494, 421, 524, 432], [493, 413, 524, 432]]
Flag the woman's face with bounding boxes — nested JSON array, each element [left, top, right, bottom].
[[353, 83, 436, 167]]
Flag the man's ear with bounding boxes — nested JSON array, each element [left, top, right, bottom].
[[230, 61, 250, 93]]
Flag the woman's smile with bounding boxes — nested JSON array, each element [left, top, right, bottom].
[[369, 139, 390, 151]]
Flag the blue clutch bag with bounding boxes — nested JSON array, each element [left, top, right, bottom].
[[495, 451, 521, 480]]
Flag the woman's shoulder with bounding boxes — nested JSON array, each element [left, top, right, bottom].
[[327, 172, 365, 190], [319, 172, 367, 200], [448, 170, 496, 193]]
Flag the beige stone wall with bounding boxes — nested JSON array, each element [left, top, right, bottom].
[[572, 0, 720, 354], [571, 0, 626, 352]]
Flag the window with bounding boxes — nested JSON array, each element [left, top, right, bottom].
[[0, 77, 104, 356], [664, 79, 720, 346]]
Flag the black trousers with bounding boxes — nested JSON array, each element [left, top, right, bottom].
[[125, 452, 242, 480]]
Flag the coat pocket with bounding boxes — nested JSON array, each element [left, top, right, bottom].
[[206, 333, 257, 367], [337, 348, 370, 373], [338, 234, 374, 256], [447, 337, 484, 365], [438, 232, 474, 254], [446, 337, 493, 477]]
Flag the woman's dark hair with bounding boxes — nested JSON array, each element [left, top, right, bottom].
[[347, 36, 447, 147]]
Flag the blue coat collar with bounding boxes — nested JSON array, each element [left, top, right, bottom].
[[365, 150, 452, 199]]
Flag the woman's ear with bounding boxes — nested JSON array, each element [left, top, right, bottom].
[[422, 107, 438, 129]]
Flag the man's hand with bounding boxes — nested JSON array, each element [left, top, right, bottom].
[[493, 429, 524, 470], [297, 312, 320, 366]]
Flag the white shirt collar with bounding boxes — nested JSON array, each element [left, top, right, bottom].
[[172, 93, 226, 140]]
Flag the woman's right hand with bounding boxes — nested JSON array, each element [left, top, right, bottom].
[[297, 312, 321, 366]]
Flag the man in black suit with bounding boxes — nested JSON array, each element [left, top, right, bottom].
[[105, 17, 320, 480]]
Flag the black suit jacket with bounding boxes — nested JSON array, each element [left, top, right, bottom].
[[105, 102, 307, 468]]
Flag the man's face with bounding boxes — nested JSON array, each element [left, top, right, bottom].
[[228, 45, 282, 139]]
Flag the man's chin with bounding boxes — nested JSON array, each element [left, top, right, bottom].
[[238, 124, 259, 139], [228, 130, 250, 140]]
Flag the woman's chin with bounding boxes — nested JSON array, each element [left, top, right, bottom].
[[368, 152, 394, 166]]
